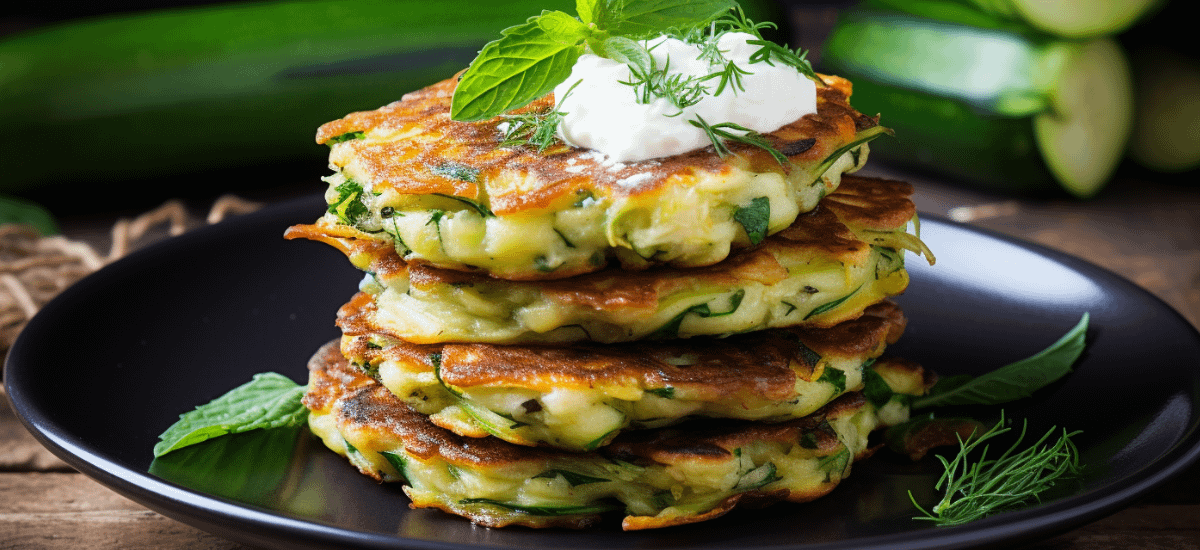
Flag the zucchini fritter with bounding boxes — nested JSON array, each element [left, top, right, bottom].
[[286, 175, 934, 344], [339, 297, 911, 451], [308, 73, 887, 280], [303, 341, 932, 530]]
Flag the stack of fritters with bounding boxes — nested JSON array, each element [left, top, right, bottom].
[[287, 73, 936, 530]]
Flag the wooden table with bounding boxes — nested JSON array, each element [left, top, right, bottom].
[[3, 168, 1199, 548]]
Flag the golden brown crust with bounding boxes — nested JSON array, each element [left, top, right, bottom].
[[308, 340, 877, 466], [314, 74, 874, 216], [338, 296, 906, 401], [285, 175, 912, 314]]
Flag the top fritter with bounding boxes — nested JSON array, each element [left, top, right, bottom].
[[314, 71, 884, 280]]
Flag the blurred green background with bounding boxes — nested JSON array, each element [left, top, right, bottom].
[[0, 0, 1194, 230]]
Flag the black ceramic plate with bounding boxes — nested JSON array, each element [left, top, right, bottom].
[[7, 193, 1200, 550]]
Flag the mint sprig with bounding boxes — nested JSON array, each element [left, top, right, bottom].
[[450, 0, 735, 121], [912, 313, 1089, 410], [154, 373, 308, 457]]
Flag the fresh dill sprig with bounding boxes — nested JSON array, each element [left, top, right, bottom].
[[709, 5, 777, 39], [746, 39, 818, 80], [619, 53, 710, 115], [712, 59, 752, 96], [689, 115, 787, 164], [498, 80, 580, 152], [911, 411, 1083, 526]]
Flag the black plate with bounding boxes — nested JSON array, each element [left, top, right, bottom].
[[7, 193, 1200, 550]]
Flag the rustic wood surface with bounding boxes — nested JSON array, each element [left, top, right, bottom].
[[2, 171, 1199, 549]]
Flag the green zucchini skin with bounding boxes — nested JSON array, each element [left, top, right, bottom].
[[0, 0, 786, 193], [842, 77, 1056, 196], [822, 9, 1133, 198], [860, 0, 1159, 39]]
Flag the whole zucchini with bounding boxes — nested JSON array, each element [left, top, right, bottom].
[[0, 0, 785, 193], [860, 0, 1160, 39], [822, 9, 1133, 198]]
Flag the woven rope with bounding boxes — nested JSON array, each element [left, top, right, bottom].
[[0, 195, 263, 352]]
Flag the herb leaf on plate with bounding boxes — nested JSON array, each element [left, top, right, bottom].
[[911, 411, 1083, 526], [154, 372, 308, 458], [912, 313, 1089, 410]]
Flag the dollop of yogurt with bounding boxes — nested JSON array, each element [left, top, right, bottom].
[[554, 32, 818, 162]]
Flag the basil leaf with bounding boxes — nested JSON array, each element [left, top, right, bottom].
[[154, 373, 308, 457], [597, 0, 736, 38], [912, 313, 1089, 410], [733, 196, 770, 245], [451, 17, 586, 121]]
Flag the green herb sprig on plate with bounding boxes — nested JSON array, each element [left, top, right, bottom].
[[911, 411, 1082, 526]]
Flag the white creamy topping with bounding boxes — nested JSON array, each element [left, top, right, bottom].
[[554, 32, 818, 162]]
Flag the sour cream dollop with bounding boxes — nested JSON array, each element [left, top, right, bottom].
[[553, 32, 818, 163]]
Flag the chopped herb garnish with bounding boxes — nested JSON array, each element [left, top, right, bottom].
[[326, 131, 364, 146], [733, 196, 771, 245], [328, 180, 370, 226], [792, 338, 822, 368], [649, 289, 746, 339], [553, 227, 576, 248], [862, 367, 894, 409], [646, 387, 676, 399], [432, 193, 493, 217], [818, 367, 846, 394], [819, 448, 851, 476], [380, 450, 407, 478], [734, 462, 782, 491], [804, 285, 862, 320], [498, 80, 580, 152], [534, 255, 558, 272]]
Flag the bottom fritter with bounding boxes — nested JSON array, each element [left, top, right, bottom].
[[303, 341, 932, 530]]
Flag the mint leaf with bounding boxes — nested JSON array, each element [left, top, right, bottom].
[[537, 10, 589, 43], [593, 36, 652, 72], [912, 313, 1089, 410], [576, 0, 601, 24], [597, 0, 736, 37], [153, 373, 308, 457], [451, 17, 586, 121], [733, 196, 770, 245]]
